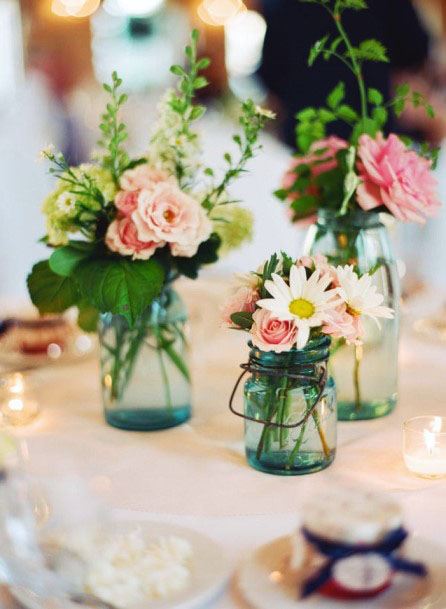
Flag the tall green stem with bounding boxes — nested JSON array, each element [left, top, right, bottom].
[[354, 343, 363, 411], [330, 2, 368, 125]]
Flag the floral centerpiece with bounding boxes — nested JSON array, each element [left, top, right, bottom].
[[27, 30, 273, 431], [275, 0, 441, 421], [223, 252, 392, 475]]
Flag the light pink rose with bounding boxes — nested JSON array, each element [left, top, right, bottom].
[[170, 208, 213, 257], [250, 309, 297, 353], [221, 287, 259, 327], [119, 164, 172, 191], [322, 305, 362, 344], [114, 190, 139, 217], [298, 254, 338, 285], [283, 136, 348, 225], [132, 182, 212, 257], [356, 133, 441, 223], [105, 216, 164, 260]]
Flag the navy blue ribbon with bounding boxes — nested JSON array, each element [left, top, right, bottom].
[[301, 526, 428, 598]]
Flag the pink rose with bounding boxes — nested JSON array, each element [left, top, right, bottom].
[[105, 217, 164, 260], [119, 164, 172, 191], [250, 309, 297, 353], [221, 287, 259, 327], [283, 136, 348, 224], [356, 133, 441, 223], [114, 190, 139, 217], [322, 305, 362, 344], [132, 182, 212, 257]]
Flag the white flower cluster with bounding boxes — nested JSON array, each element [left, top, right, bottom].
[[147, 90, 202, 184], [56, 528, 193, 608]]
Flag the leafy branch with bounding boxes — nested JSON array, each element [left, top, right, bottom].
[[42, 149, 104, 209], [202, 101, 275, 210], [99, 71, 129, 185]]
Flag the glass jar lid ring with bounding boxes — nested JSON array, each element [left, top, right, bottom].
[[228, 360, 328, 429]]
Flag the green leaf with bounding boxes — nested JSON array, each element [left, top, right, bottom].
[[296, 107, 317, 121], [372, 106, 388, 127], [308, 35, 329, 66], [170, 65, 185, 76], [174, 233, 221, 279], [77, 301, 99, 333], [368, 87, 383, 105], [355, 39, 389, 62], [27, 260, 79, 314], [352, 117, 380, 142], [274, 188, 288, 201], [339, 0, 367, 8], [327, 81, 345, 110], [193, 76, 208, 89], [290, 194, 319, 218], [49, 242, 95, 277], [395, 83, 410, 97], [76, 257, 165, 327], [336, 104, 359, 123], [230, 311, 254, 330]]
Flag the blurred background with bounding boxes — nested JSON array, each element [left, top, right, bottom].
[[1, 0, 446, 300]]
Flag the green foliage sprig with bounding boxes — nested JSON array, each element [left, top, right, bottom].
[[202, 101, 275, 210], [99, 71, 130, 185]]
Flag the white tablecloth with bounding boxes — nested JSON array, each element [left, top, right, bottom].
[[2, 279, 446, 608]]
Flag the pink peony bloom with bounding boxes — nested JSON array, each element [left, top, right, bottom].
[[119, 164, 173, 192], [283, 136, 348, 225], [114, 190, 140, 217], [133, 182, 212, 257], [221, 287, 259, 327], [250, 309, 297, 353], [322, 305, 362, 344], [356, 133, 441, 223], [105, 216, 164, 260]]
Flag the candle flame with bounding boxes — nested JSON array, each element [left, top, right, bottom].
[[423, 428, 437, 456]]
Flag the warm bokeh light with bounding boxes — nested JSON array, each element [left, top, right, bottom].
[[51, 0, 100, 18], [197, 0, 246, 27], [225, 10, 267, 76], [103, 0, 165, 17]]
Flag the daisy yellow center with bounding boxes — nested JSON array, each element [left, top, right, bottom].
[[289, 298, 315, 319]]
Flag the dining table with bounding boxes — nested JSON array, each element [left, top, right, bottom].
[[0, 277, 445, 609]]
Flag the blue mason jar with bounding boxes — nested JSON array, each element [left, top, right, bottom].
[[98, 287, 191, 431], [242, 336, 337, 475], [305, 209, 400, 421]]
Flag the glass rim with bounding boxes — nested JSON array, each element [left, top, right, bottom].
[[403, 415, 446, 435]]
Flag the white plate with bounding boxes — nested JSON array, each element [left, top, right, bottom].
[[238, 535, 446, 609], [11, 521, 231, 609]]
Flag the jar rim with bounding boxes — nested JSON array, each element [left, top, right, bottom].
[[317, 208, 384, 229], [248, 335, 331, 366]]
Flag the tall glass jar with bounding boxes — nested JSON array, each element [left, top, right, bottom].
[[240, 336, 336, 475], [304, 209, 400, 420], [98, 287, 191, 431]]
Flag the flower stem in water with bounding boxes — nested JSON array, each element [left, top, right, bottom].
[[354, 343, 363, 412]]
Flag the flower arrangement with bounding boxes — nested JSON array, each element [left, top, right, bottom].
[[275, 0, 441, 225], [224, 252, 393, 473], [222, 252, 393, 350], [26, 30, 273, 423], [29, 31, 273, 329]]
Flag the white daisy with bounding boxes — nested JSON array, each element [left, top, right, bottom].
[[256, 264, 342, 349], [335, 265, 394, 325]]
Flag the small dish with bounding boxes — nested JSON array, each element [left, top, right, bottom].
[[11, 520, 231, 609]]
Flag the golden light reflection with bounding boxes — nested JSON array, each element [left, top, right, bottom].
[[269, 570, 284, 583], [197, 0, 246, 27], [51, 0, 100, 18]]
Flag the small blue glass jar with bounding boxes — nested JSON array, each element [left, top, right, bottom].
[[231, 336, 337, 475], [99, 287, 191, 431]]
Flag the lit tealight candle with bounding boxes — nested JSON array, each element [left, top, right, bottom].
[[0, 373, 40, 426], [403, 416, 446, 478]]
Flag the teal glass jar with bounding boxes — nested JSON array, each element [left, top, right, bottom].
[[305, 209, 400, 420], [98, 287, 191, 431], [239, 337, 336, 475]]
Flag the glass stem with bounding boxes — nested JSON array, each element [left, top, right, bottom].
[[154, 325, 173, 409], [354, 343, 363, 412]]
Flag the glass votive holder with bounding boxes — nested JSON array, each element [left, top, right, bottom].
[[403, 416, 446, 479], [0, 372, 40, 427]]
